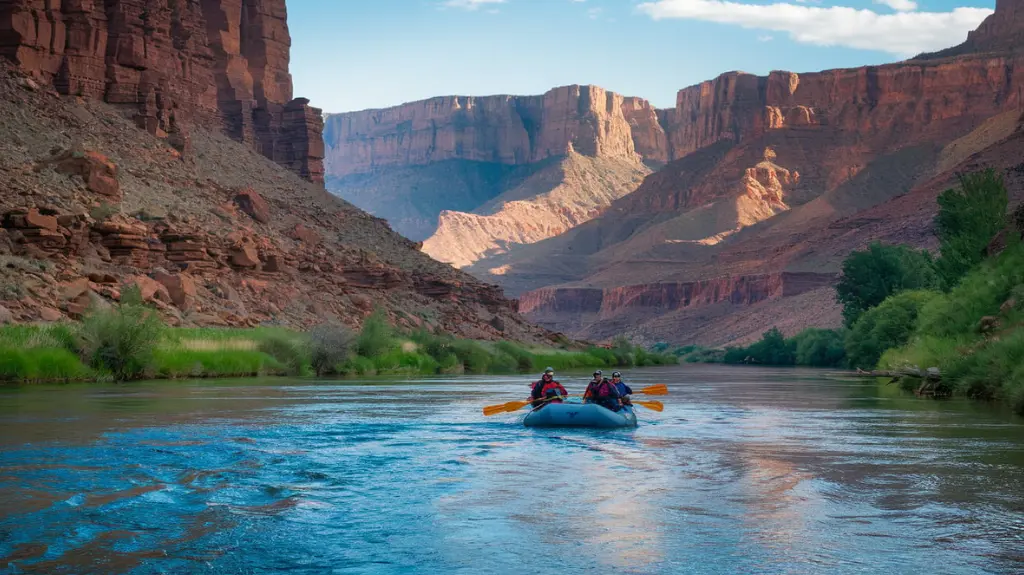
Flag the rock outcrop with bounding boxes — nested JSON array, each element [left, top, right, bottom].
[[324, 85, 667, 178], [0, 0, 324, 184]]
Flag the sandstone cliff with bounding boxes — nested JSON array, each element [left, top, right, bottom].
[[0, 0, 324, 184], [324, 85, 667, 178]]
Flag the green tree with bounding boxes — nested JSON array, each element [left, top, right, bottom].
[[845, 290, 939, 369], [836, 242, 940, 327], [935, 169, 1008, 288], [792, 328, 846, 367]]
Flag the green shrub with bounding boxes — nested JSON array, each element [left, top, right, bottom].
[[357, 310, 397, 358], [371, 349, 440, 375], [77, 286, 165, 380], [450, 339, 493, 373], [935, 169, 1009, 289], [836, 242, 940, 327], [309, 323, 356, 376], [258, 332, 309, 375], [495, 341, 536, 372], [340, 355, 377, 376], [915, 241, 1024, 339], [586, 346, 617, 366], [723, 327, 796, 365], [792, 328, 847, 367], [845, 290, 939, 369]]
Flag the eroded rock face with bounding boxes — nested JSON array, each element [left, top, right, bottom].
[[518, 272, 836, 318], [324, 85, 665, 178], [0, 0, 324, 184]]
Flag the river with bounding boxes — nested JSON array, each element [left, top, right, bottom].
[[0, 365, 1022, 574]]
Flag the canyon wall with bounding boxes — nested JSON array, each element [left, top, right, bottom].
[[0, 0, 324, 184], [518, 272, 836, 318], [324, 85, 668, 177]]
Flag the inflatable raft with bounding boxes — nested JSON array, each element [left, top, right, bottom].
[[522, 403, 638, 428]]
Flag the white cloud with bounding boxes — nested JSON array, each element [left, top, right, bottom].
[[874, 0, 917, 11], [758, 34, 774, 41], [636, 0, 992, 55], [443, 0, 506, 10], [588, 7, 603, 19]]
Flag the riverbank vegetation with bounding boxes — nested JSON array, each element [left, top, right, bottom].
[[684, 169, 1024, 415], [0, 294, 675, 383]]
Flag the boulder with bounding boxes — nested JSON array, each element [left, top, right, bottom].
[[233, 189, 271, 224], [152, 271, 197, 311], [290, 224, 321, 245], [124, 276, 172, 305], [230, 244, 261, 268], [52, 150, 121, 200], [38, 307, 62, 322], [0, 305, 13, 324]]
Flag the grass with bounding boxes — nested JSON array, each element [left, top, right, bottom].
[[0, 305, 675, 383]]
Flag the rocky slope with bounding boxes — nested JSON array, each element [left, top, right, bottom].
[[421, 151, 650, 268], [0, 14, 549, 343], [0, 0, 324, 184]]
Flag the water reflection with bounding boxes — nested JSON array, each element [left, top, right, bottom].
[[0, 366, 1022, 574]]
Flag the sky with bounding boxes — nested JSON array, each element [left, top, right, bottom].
[[287, 0, 996, 114]]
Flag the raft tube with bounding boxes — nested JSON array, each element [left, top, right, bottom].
[[522, 403, 637, 428]]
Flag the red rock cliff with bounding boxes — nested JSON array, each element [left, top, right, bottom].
[[662, 53, 1021, 163], [518, 272, 836, 318], [324, 85, 669, 178], [0, 0, 324, 184]]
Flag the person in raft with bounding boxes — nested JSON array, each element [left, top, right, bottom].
[[584, 370, 622, 412], [610, 371, 633, 407], [530, 367, 567, 409]]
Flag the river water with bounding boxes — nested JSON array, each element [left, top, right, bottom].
[[1, 365, 1022, 574]]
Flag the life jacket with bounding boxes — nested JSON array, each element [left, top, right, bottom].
[[586, 378, 617, 400], [531, 377, 564, 406], [540, 381, 567, 402]]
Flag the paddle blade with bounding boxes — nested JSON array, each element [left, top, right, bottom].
[[483, 403, 510, 416], [639, 384, 669, 396], [635, 400, 664, 412], [503, 400, 532, 412]]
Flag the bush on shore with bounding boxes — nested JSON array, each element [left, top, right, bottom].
[[0, 303, 673, 383]]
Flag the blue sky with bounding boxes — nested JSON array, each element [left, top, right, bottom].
[[288, 0, 995, 114]]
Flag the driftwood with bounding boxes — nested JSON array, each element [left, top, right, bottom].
[[835, 367, 945, 397]]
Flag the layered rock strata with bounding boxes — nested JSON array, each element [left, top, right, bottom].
[[0, 0, 324, 184]]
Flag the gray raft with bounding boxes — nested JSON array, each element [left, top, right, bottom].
[[522, 403, 638, 428]]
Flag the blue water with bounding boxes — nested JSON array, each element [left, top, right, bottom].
[[1, 365, 1023, 574]]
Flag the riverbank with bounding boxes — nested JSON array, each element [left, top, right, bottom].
[[0, 299, 675, 384], [675, 171, 1024, 416]]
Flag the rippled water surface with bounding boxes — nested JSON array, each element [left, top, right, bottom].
[[1, 365, 1023, 574]]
